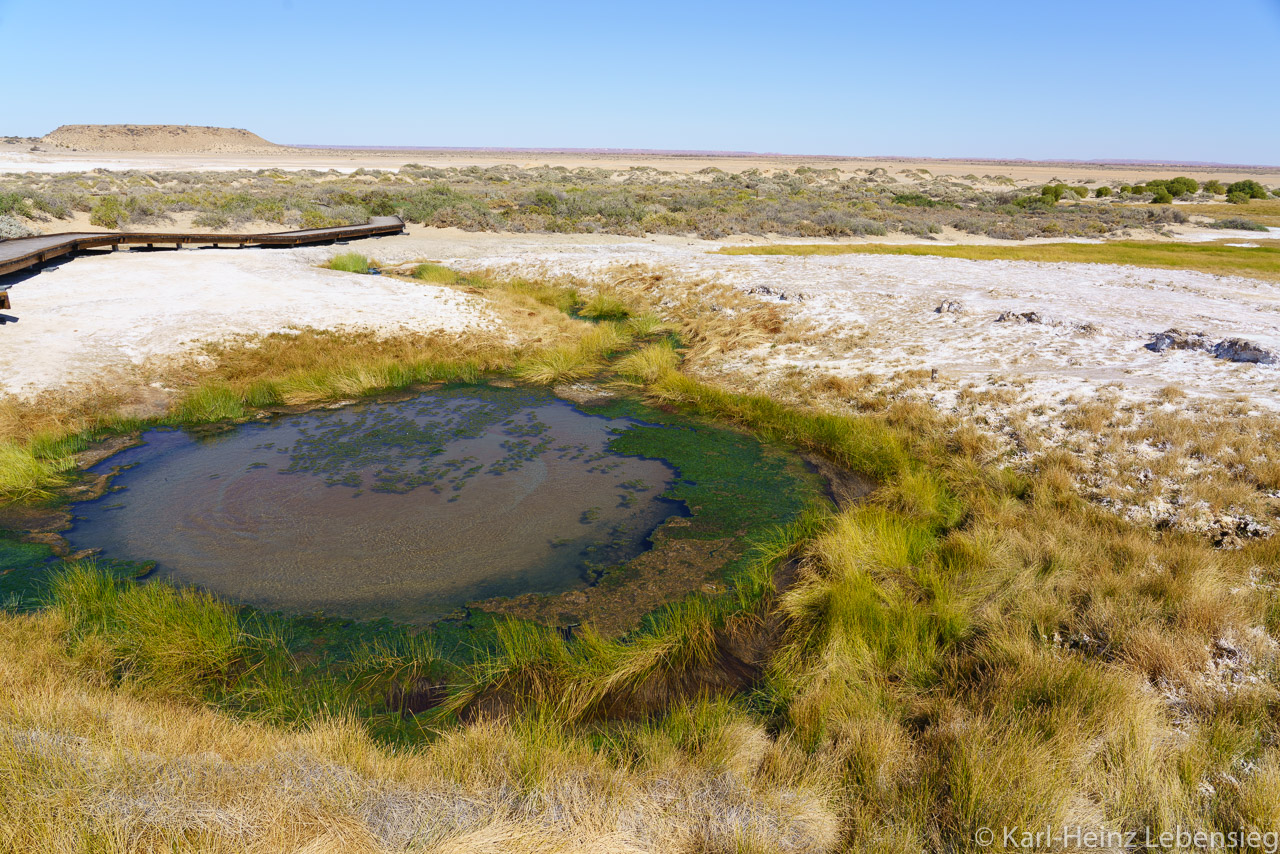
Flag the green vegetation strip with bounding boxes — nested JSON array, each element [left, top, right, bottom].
[[719, 240, 1280, 281]]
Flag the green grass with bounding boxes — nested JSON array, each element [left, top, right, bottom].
[[1174, 198, 1280, 226], [411, 262, 462, 284], [323, 252, 372, 274], [718, 240, 1280, 281]]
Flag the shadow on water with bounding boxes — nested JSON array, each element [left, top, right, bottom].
[[64, 387, 687, 624]]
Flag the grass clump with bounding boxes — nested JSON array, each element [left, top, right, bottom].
[[322, 252, 371, 274], [514, 321, 633, 385], [50, 562, 248, 700], [0, 444, 70, 503], [411, 262, 462, 283], [615, 340, 681, 384]]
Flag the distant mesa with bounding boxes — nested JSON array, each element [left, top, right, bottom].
[[39, 124, 278, 154]]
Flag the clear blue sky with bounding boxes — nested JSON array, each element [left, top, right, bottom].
[[3, 0, 1278, 163]]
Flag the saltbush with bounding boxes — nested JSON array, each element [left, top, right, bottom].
[[1227, 180, 1269, 200], [89, 197, 127, 229], [1094, 186, 1112, 198]]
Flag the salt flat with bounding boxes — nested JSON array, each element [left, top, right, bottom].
[[0, 246, 494, 395]]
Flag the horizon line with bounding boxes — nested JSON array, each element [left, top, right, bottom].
[[279, 143, 1280, 171]]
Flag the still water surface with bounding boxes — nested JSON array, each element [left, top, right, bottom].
[[66, 388, 683, 622]]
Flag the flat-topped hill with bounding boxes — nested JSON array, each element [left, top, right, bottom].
[[40, 125, 278, 153]]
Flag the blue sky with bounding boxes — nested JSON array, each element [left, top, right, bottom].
[[2, 0, 1277, 163]]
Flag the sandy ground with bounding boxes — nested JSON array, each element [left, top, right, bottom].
[[4, 143, 1278, 184], [0, 244, 495, 395]]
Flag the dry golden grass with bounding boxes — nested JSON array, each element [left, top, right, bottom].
[[0, 609, 839, 853]]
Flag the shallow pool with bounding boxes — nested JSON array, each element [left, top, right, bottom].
[[65, 387, 684, 622]]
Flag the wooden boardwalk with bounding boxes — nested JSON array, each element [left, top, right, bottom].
[[0, 215, 405, 278]]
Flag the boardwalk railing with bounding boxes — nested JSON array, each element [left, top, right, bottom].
[[0, 215, 405, 278]]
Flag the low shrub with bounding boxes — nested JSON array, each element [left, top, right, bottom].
[[1146, 176, 1198, 197], [192, 211, 231, 230], [0, 191, 34, 218], [0, 214, 36, 240], [1227, 180, 1269, 200], [89, 196, 127, 229], [1094, 186, 1112, 198], [1202, 180, 1226, 194], [1150, 189, 1173, 204], [1227, 191, 1251, 205], [1211, 217, 1268, 231]]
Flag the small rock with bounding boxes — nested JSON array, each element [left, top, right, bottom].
[[995, 310, 1041, 324], [1146, 329, 1211, 353], [1212, 338, 1277, 365], [935, 299, 965, 314]]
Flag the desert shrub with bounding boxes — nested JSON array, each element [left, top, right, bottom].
[[1150, 189, 1173, 204], [891, 192, 939, 207], [1211, 217, 1268, 231], [1040, 184, 1073, 203], [1202, 180, 1225, 194], [1147, 177, 1198, 198], [1070, 186, 1089, 198], [192, 211, 231, 229], [1227, 180, 1269, 200], [1094, 186, 1112, 198], [1227, 191, 1251, 205], [30, 193, 69, 218], [89, 196, 127, 229], [0, 191, 34, 218], [0, 214, 36, 240]]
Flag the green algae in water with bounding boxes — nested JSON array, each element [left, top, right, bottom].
[[64, 388, 684, 623]]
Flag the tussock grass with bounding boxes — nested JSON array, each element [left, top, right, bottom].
[[0, 444, 73, 504], [513, 321, 633, 385], [614, 340, 681, 384], [719, 240, 1280, 281], [51, 562, 247, 701], [411, 262, 462, 284], [0, 604, 840, 852], [322, 252, 372, 274]]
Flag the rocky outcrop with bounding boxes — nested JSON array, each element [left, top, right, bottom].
[[1212, 338, 1277, 365], [935, 299, 965, 314], [1146, 329, 1277, 365], [995, 310, 1042, 324], [1146, 329, 1212, 353], [40, 124, 278, 153]]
